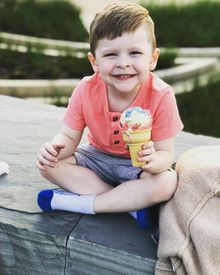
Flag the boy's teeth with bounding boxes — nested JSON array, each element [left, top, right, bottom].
[[117, 74, 130, 78]]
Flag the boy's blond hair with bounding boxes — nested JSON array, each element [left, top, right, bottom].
[[89, 2, 157, 55]]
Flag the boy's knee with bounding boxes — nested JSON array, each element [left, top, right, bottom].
[[39, 156, 76, 180], [39, 166, 55, 180], [156, 170, 178, 202]]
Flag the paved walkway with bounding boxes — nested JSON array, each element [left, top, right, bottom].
[[1, 95, 220, 274]]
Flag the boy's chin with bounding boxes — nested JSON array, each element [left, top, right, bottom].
[[108, 84, 141, 95]]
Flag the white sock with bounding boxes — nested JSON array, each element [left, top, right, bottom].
[[129, 211, 137, 220], [51, 189, 96, 214]]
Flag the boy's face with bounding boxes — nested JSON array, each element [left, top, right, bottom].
[[88, 25, 160, 96]]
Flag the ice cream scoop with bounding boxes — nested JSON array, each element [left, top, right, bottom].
[[120, 106, 152, 132], [120, 107, 152, 167]]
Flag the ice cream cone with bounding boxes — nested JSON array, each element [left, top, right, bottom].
[[120, 106, 152, 167], [127, 143, 145, 167], [122, 128, 151, 167], [122, 128, 151, 144]]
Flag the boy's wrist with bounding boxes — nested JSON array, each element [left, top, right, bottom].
[[140, 151, 173, 174]]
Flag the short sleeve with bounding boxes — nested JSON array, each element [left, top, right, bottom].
[[63, 84, 86, 130], [151, 88, 183, 140]]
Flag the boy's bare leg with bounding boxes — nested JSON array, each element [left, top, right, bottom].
[[40, 156, 177, 212], [93, 170, 177, 212], [40, 156, 113, 195]]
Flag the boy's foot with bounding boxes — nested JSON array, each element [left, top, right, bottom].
[[37, 189, 95, 214], [37, 189, 54, 212], [136, 208, 153, 230]]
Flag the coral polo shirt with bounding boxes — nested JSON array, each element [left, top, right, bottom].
[[63, 72, 183, 157]]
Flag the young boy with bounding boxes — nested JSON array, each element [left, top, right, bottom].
[[36, 2, 183, 228]]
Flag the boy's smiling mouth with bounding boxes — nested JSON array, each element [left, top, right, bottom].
[[112, 74, 136, 80]]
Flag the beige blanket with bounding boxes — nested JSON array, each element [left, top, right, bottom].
[[155, 145, 220, 275]]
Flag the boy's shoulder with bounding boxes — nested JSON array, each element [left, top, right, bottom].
[[150, 73, 171, 93], [75, 73, 104, 97], [80, 73, 101, 86]]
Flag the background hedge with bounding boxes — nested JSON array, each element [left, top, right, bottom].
[[176, 75, 220, 138], [0, 49, 93, 79], [2, 0, 220, 47], [0, 0, 88, 42], [143, 1, 220, 47]]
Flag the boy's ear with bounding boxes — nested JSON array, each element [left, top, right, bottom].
[[149, 48, 160, 71], [88, 52, 99, 73]]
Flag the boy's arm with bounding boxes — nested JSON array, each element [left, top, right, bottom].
[[139, 137, 175, 174], [51, 124, 83, 160], [37, 124, 83, 171]]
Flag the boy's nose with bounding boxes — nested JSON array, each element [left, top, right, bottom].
[[116, 56, 130, 68]]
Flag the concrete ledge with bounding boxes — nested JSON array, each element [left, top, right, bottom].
[[158, 57, 219, 82], [0, 208, 80, 275], [1, 95, 220, 274], [158, 57, 220, 94], [0, 95, 219, 274], [0, 78, 79, 97], [66, 214, 157, 275], [0, 96, 157, 275], [176, 47, 220, 58], [0, 32, 89, 57]]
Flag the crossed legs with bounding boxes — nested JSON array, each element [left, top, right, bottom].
[[39, 155, 177, 213]]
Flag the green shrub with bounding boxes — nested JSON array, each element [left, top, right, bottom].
[[157, 48, 178, 70], [0, 0, 88, 42], [142, 1, 220, 47], [0, 49, 93, 79], [176, 76, 220, 138]]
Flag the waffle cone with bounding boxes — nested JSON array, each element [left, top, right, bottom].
[[122, 128, 151, 167], [122, 128, 151, 144]]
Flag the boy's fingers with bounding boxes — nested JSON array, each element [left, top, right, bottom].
[[36, 160, 47, 171], [54, 144, 65, 149], [42, 143, 65, 156], [42, 142, 57, 156], [37, 153, 56, 167], [142, 140, 154, 149], [39, 148, 57, 162], [142, 161, 153, 170], [139, 153, 155, 163], [53, 144, 65, 154]]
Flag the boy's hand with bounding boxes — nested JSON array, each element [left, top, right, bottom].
[[138, 141, 156, 169], [36, 143, 65, 171]]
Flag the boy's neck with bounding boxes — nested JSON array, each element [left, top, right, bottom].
[[107, 85, 141, 113]]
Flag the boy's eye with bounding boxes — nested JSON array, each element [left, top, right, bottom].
[[104, 53, 116, 57], [130, 51, 142, 55]]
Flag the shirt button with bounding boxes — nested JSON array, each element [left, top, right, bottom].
[[114, 140, 120, 144], [113, 117, 118, 121], [114, 130, 119, 134]]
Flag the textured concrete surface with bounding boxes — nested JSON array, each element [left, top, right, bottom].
[[0, 95, 220, 275]]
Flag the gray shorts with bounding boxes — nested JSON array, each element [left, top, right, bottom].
[[74, 144, 142, 186]]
